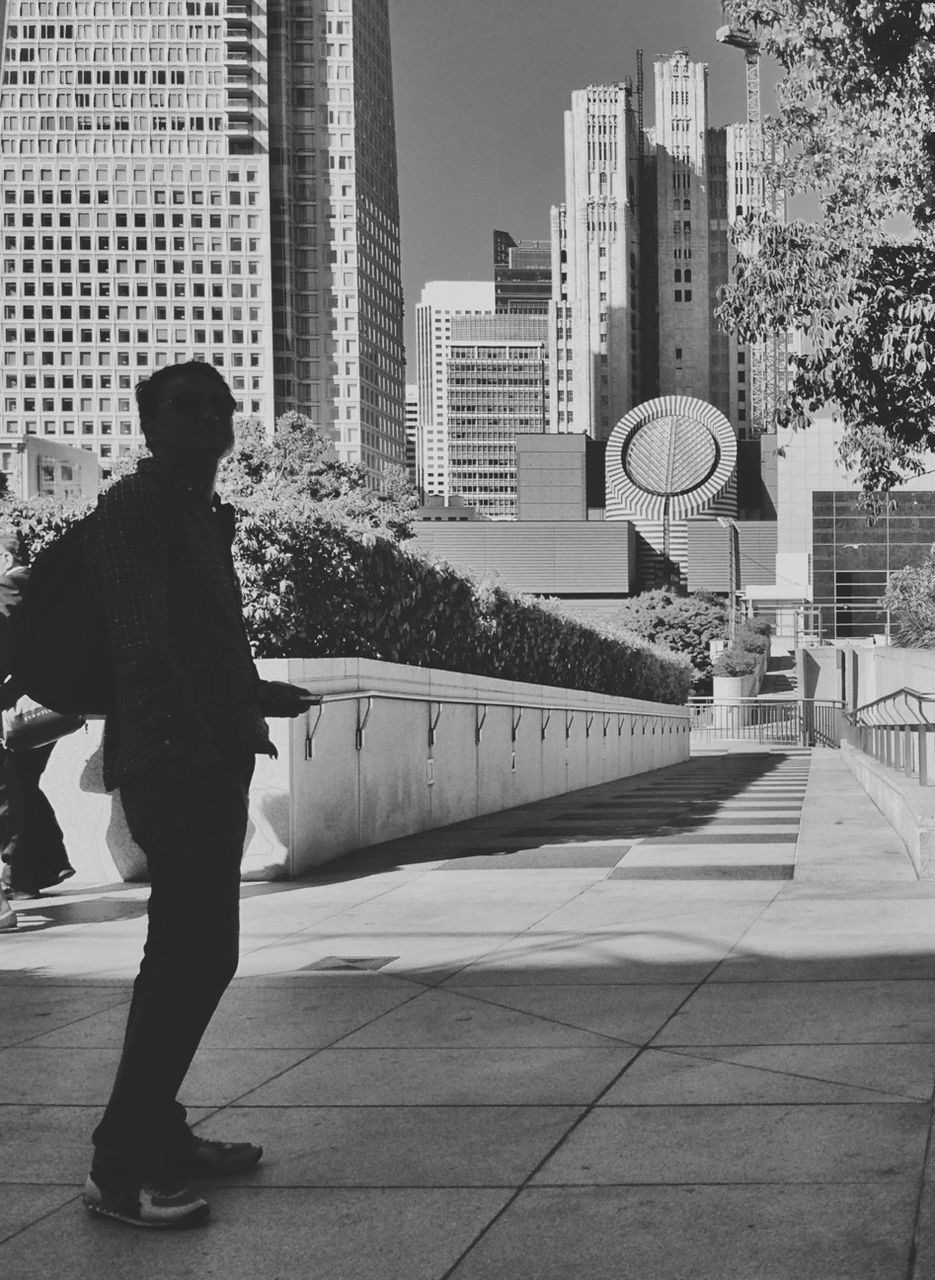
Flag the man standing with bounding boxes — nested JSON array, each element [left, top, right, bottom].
[[82, 361, 310, 1229]]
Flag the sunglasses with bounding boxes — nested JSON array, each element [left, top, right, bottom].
[[159, 392, 236, 418]]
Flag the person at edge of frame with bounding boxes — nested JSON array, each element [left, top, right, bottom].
[[0, 528, 76, 924], [81, 359, 314, 1230]]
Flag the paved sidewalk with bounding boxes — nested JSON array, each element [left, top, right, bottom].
[[2, 748, 935, 1279]]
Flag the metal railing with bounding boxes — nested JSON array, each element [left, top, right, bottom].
[[844, 687, 935, 786], [303, 689, 689, 761], [689, 698, 845, 747]]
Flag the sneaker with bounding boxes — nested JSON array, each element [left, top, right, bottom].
[[169, 1135, 263, 1179], [0, 889, 17, 932], [82, 1173, 209, 1229]]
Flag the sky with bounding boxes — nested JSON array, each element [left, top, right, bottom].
[[389, 0, 762, 372]]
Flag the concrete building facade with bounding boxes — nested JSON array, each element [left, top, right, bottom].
[[0, 0, 404, 482], [549, 83, 643, 440], [415, 281, 549, 520], [404, 380, 418, 491], [493, 229, 551, 314]]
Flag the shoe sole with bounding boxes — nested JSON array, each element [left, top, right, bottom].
[[83, 1197, 210, 1229]]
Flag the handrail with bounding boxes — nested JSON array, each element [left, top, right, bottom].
[[846, 686, 935, 728], [844, 685, 935, 785], [309, 688, 688, 720], [687, 696, 845, 749], [688, 697, 844, 706], [301, 687, 689, 760]]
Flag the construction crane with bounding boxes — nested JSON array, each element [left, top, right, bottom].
[[717, 13, 786, 438]]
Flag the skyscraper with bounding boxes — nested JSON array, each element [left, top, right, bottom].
[[0, 0, 404, 481], [653, 51, 714, 406], [404, 380, 418, 491], [548, 53, 755, 451], [415, 280, 549, 519], [549, 83, 643, 439]]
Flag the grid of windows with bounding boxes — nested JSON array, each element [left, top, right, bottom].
[[0, 0, 276, 473], [0, 0, 404, 485], [0, 156, 273, 471], [446, 329, 549, 521], [266, 0, 404, 481]]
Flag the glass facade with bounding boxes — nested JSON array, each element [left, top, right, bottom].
[[812, 490, 935, 638]]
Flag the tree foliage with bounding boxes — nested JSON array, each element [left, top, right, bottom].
[[881, 542, 935, 643], [602, 589, 729, 690], [716, 0, 935, 495], [218, 411, 418, 541], [234, 508, 692, 702]]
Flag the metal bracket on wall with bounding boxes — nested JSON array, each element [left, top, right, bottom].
[[511, 707, 524, 743], [304, 702, 324, 760], [565, 710, 575, 743], [475, 704, 488, 745], [356, 696, 374, 752], [541, 708, 552, 741], [585, 712, 594, 739], [428, 701, 443, 750], [603, 713, 612, 739]]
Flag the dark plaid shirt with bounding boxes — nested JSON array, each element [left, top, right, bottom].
[[86, 457, 272, 790]]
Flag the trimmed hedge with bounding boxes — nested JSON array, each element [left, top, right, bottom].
[[235, 507, 692, 704], [3, 497, 692, 706]]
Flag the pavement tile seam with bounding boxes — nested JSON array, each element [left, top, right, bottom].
[[392, 987, 647, 1048], [0, 1188, 83, 1248], [426, 876, 615, 987], [8, 1000, 132, 1050]]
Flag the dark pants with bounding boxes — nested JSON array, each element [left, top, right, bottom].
[[91, 748, 255, 1188], [0, 742, 71, 894]]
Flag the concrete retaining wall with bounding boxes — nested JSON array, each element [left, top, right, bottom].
[[841, 740, 935, 877], [851, 645, 935, 708], [40, 657, 691, 883]]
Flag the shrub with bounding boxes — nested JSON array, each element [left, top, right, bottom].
[[233, 504, 692, 704], [0, 492, 692, 706], [735, 625, 769, 654], [712, 648, 760, 677], [602, 589, 729, 692], [882, 547, 935, 647]]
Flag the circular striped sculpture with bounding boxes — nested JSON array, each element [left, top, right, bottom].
[[606, 395, 737, 519]]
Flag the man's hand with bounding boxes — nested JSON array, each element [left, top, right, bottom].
[[258, 680, 322, 719]]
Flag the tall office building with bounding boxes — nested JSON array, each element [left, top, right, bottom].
[[404, 380, 418, 491], [0, 0, 404, 481], [493, 229, 551, 314], [415, 280, 549, 519], [653, 51, 714, 406], [549, 83, 643, 440], [548, 54, 755, 448]]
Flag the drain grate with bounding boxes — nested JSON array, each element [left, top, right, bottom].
[[303, 956, 398, 972]]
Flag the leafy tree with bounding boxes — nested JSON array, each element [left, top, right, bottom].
[[218, 411, 418, 540], [716, 0, 935, 497], [881, 543, 935, 644], [603, 589, 729, 690]]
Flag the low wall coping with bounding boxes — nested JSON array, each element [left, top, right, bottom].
[[270, 657, 688, 719]]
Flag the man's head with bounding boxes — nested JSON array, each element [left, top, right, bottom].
[[0, 528, 26, 578], [136, 361, 237, 462]]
